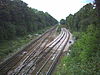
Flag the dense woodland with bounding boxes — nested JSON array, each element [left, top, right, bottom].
[[0, 0, 58, 61], [55, 1, 100, 75], [0, 0, 58, 40], [0, 0, 100, 74]]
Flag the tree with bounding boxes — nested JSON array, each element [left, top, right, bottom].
[[0, 0, 58, 40], [65, 3, 95, 32], [60, 19, 66, 25]]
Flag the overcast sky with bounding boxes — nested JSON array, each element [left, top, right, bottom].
[[22, 0, 94, 21]]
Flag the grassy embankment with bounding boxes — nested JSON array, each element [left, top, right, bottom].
[[0, 26, 52, 62], [53, 24, 100, 75]]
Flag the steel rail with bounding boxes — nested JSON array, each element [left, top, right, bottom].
[[36, 28, 67, 75], [21, 29, 65, 75], [11, 27, 57, 75], [0, 26, 57, 75], [46, 29, 70, 75]]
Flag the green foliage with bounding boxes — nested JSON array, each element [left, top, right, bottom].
[[60, 19, 66, 25], [0, 0, 58, 40], [95, 0, 100, 19], [0, 26, 51, 61], [54, 24, 100, 75], [66, 3, 96, 32], [66, 14, 73, 29], [54, 2, 100, 75], [0, 0, 58, 61], [0, 36, 31, 61]]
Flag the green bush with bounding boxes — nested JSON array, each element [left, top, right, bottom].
[[54, 24, 100, 75]]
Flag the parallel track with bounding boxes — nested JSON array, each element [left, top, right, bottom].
[[0, 27, 70, 75], [35, 28, 70, 75], [0, 26, 57, 75]]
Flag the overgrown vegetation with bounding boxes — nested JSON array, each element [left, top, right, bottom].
[[0, 0, 58, 40], [55, 1, 100, 75], [0, 36, 31, 61], [0, 0, 58, 61], [54, 24, 100, 75], [0, 26, 51, 62]]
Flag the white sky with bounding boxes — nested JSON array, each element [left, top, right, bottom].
[[22, 0, 94, 21]]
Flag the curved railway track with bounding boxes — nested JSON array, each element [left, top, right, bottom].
[[0, 26, 57, 75], [0, 27, 71, 75], [35, 28, 70, 75]]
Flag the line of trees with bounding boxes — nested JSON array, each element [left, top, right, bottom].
[[60, 3, 97, 32], [0, 0, 58, 40], [55, 1, 100, 75]]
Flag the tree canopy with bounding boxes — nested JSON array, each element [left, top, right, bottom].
[[65, 3, 96, 32], [0, 0, 58, 40], [54, 2, 100, 75]]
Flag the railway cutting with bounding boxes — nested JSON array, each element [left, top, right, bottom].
[[0, 26, 73, 75]]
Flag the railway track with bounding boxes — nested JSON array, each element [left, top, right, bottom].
[[35, 28, 70, 75], [0, 26, 57, 75], [0, 27, 71, 75]]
